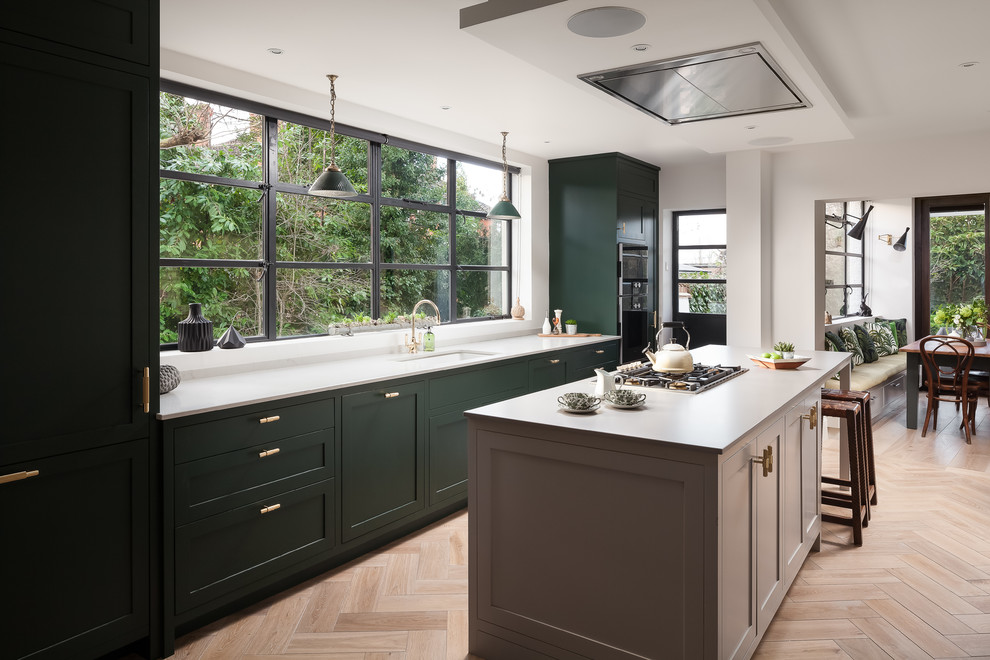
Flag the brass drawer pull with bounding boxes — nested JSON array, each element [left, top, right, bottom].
[[259, 415, 281, 424], [549, 359, 560, 364], [260, 503, 281, 515], [801, 404, 818, 429], [751, 445, 773, 477], [0, 469, 40, 486], [595, 349, 605, 354], [384, 392, 400, 398], [259, 448, 281, 458]]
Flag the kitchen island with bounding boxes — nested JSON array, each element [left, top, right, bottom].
[[466, 345, 849, 660]]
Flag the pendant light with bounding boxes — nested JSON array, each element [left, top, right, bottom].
[[487, 131, 521, 219], [309, 74, 357, 198]]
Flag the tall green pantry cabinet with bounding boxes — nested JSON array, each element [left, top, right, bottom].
[[0, 3, 158, 660], [549, 153, 659, 361]]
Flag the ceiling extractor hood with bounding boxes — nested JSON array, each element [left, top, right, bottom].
[[578, 43, 810, 125]]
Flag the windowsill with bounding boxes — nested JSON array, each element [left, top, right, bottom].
[[161, 318, 541, 380]]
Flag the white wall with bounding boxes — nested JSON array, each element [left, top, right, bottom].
[[770, 131, 990, 349], [864, 199, 913, 338]]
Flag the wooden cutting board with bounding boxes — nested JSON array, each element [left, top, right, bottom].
[[537, 333, 603, 337]]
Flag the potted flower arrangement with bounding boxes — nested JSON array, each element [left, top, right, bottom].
[[932, 299, 988, 345], [565, 319, 578, 335]]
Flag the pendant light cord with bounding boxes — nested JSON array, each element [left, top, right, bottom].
[[328, 74, 339, 169], [500, 131, 509, 200]]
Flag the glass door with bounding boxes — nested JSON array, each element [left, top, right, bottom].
[[672, 210, 727, 348]]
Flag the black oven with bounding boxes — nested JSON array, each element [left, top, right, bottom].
[[618, 244, 652, 362]]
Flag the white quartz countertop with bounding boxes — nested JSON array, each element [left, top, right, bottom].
[[465, 345, 850, 454], [158, 333, 618, 420]]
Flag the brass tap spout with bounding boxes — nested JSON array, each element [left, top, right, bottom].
[[406, 299, 442, 353]]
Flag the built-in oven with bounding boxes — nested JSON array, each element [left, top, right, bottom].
[[618, 243, 652, 362]]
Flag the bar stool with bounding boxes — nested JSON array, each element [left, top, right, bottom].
[[820, 398, 869, 546], [821, 389, 877, 507]]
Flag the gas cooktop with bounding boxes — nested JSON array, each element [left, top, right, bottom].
[[614, 361, 748, 393]]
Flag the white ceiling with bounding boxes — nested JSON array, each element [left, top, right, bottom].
[[160, 0, 990, 167]]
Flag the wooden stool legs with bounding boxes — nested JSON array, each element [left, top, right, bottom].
[[822, 389, 877, 506], [820, 398, 869, 546]]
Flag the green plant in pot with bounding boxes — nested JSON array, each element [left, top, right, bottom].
[[773, 341, 795, 359], [565, 319, 578, 335]]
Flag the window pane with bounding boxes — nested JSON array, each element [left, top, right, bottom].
[[457, 214, 507, 266], [276, 120, 368, 193], [159, 266, 264, 344], [380, 207, 449, 264], [825, 255, 846, 287], [160, 92, 263, 180], [677, 248, 726, 278], [846, 256, 863, 286], [381, 145, 446, 203], [825, 220, 846, 251], [677, 213, 726, 245], [276, 268, 372, 336], [380, 269, 451, 322], [160, 179, 263, 260], [677, 282, 726, 315], [456, 161, 504, 212], [458, 271, 508, 318], [824, 202, 845, 219], [825, 288, 844, 318], [276, 194, 371, 263], [930, 211, 986, 310], [846, 287, 863, 316]]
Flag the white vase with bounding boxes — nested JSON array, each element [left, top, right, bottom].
[[566, 325, 577, 335], [782, 351, 794, 359]]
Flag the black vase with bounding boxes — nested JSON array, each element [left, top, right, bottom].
[[177, 303, 214, 352]]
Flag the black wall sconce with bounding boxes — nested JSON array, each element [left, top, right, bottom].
[[878, 227, 910, 251], [825, 204, 874, 240]]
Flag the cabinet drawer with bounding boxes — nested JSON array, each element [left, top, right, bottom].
[[429, 361, 527, 410], [617, 159, 658, 197], [880, 373, 906, 415], [174, 479, 334, 614], [174, 429, 332, 525], [568, 343, 619, 375], [174, 398, 334, 464]]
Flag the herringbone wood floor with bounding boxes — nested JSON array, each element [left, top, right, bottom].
[[168, 396, 990, 660]]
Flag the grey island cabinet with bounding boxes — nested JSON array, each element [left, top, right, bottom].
[[466, 346, 850, 660]]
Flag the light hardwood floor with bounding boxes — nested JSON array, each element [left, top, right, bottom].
[[167, 395, 990, 660]]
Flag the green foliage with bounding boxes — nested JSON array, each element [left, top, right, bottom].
[[681, 272, 726, 314], [159, 92, 507, 344], [773, 341, 794, 352], [929, 214, 985, 312]]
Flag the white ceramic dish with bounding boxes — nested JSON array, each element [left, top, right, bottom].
[[747, 354, 811, 370]]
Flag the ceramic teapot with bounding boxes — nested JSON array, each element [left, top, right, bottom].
[[644, 322, 694, 373]]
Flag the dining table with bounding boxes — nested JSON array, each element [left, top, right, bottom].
[[899, 336, 990, 429]]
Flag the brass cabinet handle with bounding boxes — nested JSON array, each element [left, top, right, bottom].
[[259, 415, 281, 424], [0, 470, 40, 486], [801, 404, 818, 430], [654, 311, 658, 327], [751, 445, 773, 477], [595, 349, 605, 354], [549, 359, 561, 364], [142, 367, 150, 413], [260, 503, 281, 515], [259, 448, 280, 458], [384, 392, 400, 398]]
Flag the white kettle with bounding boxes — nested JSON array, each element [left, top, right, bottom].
[[644, 322, 694, 373]]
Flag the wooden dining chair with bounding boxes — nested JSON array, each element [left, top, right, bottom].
[[919, 336, 981, 444]]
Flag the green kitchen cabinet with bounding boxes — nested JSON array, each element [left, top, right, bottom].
[[427, 361, 528, 506], [566, 341, 620, 381], [340, 382, 427, 543], [0, 441, 149, 660], [0, 3, 157, 659], [529, 353, 568, 392], [549, 153, 659, 342]]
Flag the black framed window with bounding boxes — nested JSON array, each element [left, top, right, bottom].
[[824, 201, 867, 319], [158, 82, 516, 346]]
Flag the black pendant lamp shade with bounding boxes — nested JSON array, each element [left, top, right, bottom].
[[309, 74, 357, 198], [846, 204, 874, 240], [893, 227, 910, 252], [487, 131, 521, 220]]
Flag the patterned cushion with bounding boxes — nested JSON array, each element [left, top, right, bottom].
[[854, 324, 879, 363], [876, 317, 908, 348], [865, 321, 898, 357], [824, 330, 847, 354], [839, 327, 865, 366]]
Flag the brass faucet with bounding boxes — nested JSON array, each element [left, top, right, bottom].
[[405, 299, 442, 353]]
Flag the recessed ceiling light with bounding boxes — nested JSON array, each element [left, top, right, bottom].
[[631, 43, 650, 52], [744, 125, 757, 130], [567, 7, 646, 38], [959, 61, 979, 68], [266, 47, 283, 55], [441, 105, 452, 110]]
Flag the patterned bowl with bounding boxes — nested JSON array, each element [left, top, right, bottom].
[[557, 393, 601, 412], [603, 390, 646, 408]]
